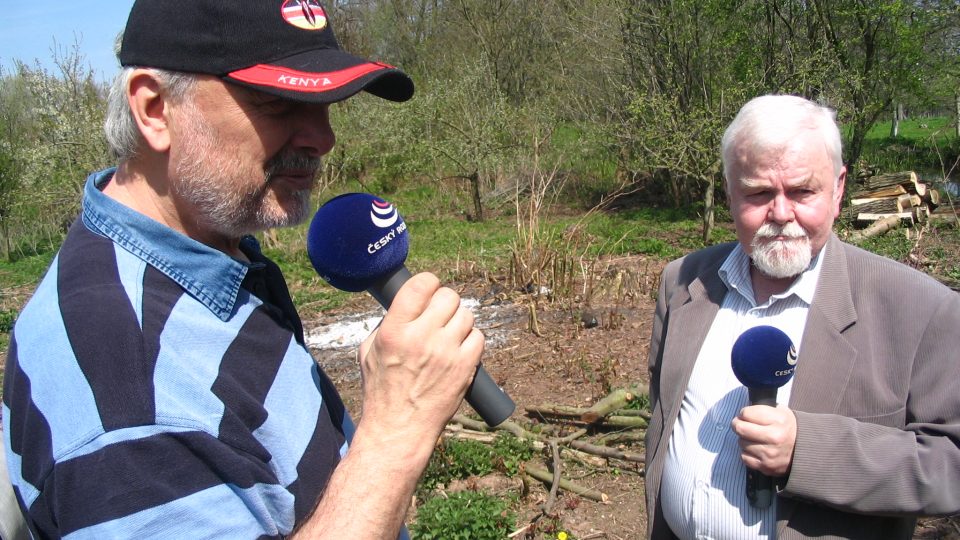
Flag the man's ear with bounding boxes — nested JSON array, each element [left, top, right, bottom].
[[833, 166, 847, 218], [127, 69, 171, 153]]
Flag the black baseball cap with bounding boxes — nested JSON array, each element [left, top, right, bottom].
[[119, 0, 414, 104]]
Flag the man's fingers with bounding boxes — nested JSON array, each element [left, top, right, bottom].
[[382, 272, 441, 324], [421, 286, 465, 329], [737, 404, 781, 425], [461, 327, 485, 360], [733, 406, 797, 476]]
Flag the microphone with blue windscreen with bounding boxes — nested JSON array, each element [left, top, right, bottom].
[[307, 192, 515, 427], [731, 325, 798, 508]]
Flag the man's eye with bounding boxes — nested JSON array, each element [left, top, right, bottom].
[[246, 94, 293, 115]]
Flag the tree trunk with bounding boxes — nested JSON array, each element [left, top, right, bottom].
[[849, 215, 901, 242], [702, 174, 716, 245], [1, 219, 8, 263], [860, 171, 926, 197], [846, 122, 868, 176], [956, 93, 960, 139], [890, 102, 902, 138], [469, 170, 484, 222]]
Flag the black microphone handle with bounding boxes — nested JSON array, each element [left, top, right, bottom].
[[748, 387, 777, 407], [745, 386, 778, 508], [367, 266, 516, 427]]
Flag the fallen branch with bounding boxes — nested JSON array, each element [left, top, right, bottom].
[[525, 464, 609, 503], [526, 404, 651, 422], [526, 404, 591, 418], [612, 409, 652, 419], [603, 415, 648, 429], [567, 439, 645, 464], [498, 420, 539, 440], [595, 431, 645, 445], [443, 427, 607, 467], [543, 441, 562, 516], [449, 415, 546, 442], [451, 414, 490, 432], [557, 428, 588, 444], [849, 215, 902, 242], [580, 387, 636, 423]]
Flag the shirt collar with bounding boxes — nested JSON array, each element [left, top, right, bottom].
[[81, 168, 253, 321], [719, 241, 825, 307]]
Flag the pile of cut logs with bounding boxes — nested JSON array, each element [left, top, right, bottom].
[[843, 171, 941, 225]]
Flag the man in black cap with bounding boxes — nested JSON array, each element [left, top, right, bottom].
[[2, 1, 482, 538]]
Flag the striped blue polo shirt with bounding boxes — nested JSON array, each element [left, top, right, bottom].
[[3, 168, 357, 538]]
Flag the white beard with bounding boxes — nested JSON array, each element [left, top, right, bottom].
[[750, 221, 812, 279]]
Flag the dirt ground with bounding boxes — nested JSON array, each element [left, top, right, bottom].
[[306, 254, 659, 539], [305, 252, 960, 540]]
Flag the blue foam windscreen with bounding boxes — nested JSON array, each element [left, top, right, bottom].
[[307, 193, 409, 292], [731, 325, 798, 389]]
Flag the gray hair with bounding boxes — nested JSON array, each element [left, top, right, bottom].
[[104, 66, 198, 161], [720, 95, 844, 185]]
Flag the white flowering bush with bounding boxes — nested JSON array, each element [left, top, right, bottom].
[[0, 49, 110, 259]]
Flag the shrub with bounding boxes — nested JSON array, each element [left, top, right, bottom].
[[411, 491, 516, 540]]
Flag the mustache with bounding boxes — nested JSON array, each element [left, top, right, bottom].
[[265, 151, 322, 180], [755, 222, 808, 240]]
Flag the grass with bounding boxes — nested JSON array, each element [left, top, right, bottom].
[[856, 116, 960, 177], [864, 116, 955, 142]]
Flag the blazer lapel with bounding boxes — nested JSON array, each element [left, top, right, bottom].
[[788, 235, 859, 414], [659, 258, 728, 420], [777, 235, 859, 533]]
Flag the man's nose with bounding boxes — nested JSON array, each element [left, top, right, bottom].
[[768, 194, 794, 223], [291, 104, 336, 157]]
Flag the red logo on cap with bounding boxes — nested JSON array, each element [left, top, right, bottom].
[[281, 0, 328, 31]]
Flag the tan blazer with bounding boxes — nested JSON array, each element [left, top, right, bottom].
[[644, 234, 960, 539]]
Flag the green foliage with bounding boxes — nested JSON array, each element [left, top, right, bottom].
[[551, 124, 618, 182], [257, 227, 352, 315], [491, 432, 536, 476], [926, 241, 960, 283], [623, 390, 652, 413], [419, 440, 483, 493], [0, 309, 17, 333], [419, 434, 535, 495], [438, 439, 497, 479], [856, 230, 915, 262], [0, 249, 56, 285], [411, 490, 516, 540], [857, 117, 960, 175], [0, 47, 111, 260]]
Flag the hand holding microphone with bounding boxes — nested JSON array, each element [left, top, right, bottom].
[[307, 193, 516, 427], [730, 325, 798, 508]]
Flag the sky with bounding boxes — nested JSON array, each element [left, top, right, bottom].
[[1, 1, 135, 82]]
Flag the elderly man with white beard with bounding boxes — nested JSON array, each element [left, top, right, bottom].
[[643, 94, 960, 540]]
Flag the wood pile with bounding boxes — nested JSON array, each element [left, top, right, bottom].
[[843, 171, 940, 226]]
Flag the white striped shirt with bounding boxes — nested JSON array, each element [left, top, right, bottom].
[[661, 243, 825, 540]]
